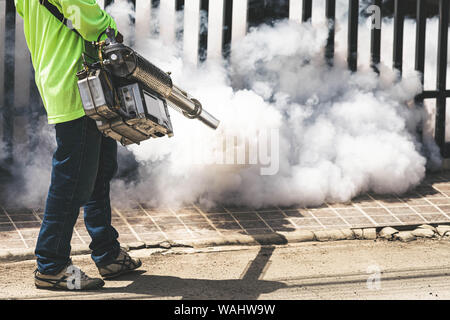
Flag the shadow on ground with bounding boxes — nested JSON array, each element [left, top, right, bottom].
[[99, 255, 286, 300], [28, 247, 288, 300], [102, 251, 288, 299]]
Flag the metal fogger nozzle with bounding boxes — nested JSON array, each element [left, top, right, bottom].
[[102, 31, 220, 130]]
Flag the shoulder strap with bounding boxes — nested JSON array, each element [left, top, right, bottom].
[[39, 0, 81, 36], [39, 0, 98, 60]]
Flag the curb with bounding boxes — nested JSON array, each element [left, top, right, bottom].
[[0, 245, 92, 264], [1, 224, 449, 263], [0, 228, 372, 263]]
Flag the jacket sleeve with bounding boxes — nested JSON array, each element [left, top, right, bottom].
[[52, 0, 118, 41]]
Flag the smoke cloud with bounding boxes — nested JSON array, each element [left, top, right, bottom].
[[3, 1, 446, 210], [105, 1, 441, 209]]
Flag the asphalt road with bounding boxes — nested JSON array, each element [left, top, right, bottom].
[[1, 239, 450, 300]]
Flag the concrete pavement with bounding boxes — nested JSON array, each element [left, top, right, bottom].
[[3, 171, 450, 259], [2, 239, 450, 299], [2, 172, 450, 300]]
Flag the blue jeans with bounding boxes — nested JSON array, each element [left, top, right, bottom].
[[35, 116, 121, 275]]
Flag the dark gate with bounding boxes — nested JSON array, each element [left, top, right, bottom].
[[0, 0, 449, 165]]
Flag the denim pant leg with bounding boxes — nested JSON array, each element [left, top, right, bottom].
[[83, 135, 121, 267], [35, 117, 102, 275]]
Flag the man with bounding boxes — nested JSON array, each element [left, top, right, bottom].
[[14, 0, 141, 291]]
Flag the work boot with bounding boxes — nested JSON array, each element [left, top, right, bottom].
[[97, 248, 142, 280], [34, 263, 105, 291]]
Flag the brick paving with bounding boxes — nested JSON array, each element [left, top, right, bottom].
[[2, 171, 450, 253]]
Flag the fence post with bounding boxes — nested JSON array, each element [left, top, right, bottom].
[[302, 0, 312, 23], [222, 0, 233, 57], [289, 0, 302, 22], [393, 0, 404, 75], [207, 0, 225, 60], [183, 0, 201, 65], [160, 0, 177, 45], [231, 0, 248, 46], [415, 0, 427, 86], [325, 0, 336, 66], [0, 1, 4, 119], [2, 1, 15, 163], [370, 0, 381, 72], [136, 0, 152, 36], [199, 0, 208, 62], [348, 0, 359, 72], [435, 0, 449, 156], [105, 0, 113, 8]]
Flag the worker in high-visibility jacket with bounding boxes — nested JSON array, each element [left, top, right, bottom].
[[15, 0, 141, 291]]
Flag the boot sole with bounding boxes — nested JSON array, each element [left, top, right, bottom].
[[35, 279, 105, 291]]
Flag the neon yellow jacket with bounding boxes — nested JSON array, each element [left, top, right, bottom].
[[15, 0, 117, 124]]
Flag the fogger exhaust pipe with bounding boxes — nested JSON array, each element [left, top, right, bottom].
[[102, 32, 220, 130], [167, 85, 220, 129]]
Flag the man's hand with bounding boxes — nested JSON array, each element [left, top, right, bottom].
[[116, 31, 124, 44]]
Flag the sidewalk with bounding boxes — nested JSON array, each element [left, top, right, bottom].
[[2, 171, 450, 255], [2, 240, 450, 299]]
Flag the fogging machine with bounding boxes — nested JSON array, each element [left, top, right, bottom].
[[77, 28, 220, 145]]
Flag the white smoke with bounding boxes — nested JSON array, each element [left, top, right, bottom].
[[105, 2, 442, 209], [5, 1, 445, 210], [105, 0, 135, 45], [1, 117, 54, 207]]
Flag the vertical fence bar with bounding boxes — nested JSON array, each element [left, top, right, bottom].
[[175, 0, 184, 11], [2, 1, 16, 162], [183, 0, 201, 65], [231, 0, 248, 46], [435, 0, 449, 155], [136, 0, 152, 36], [325, 0, 336, 66], [160, 0, 177, 45], [414, 0, 426, 107], [393, 0, 404, 74], [414, 0, 426, 143], [107, 0, 136, 45], [199, 0, 209, 62], [207, 0, 225, 59], [176, 0, 185, 11], [0, 0, 5, 119], [223, 0, 233, 56], [176, 0, 185, 42], [370, 0, 381, 72], [289, 0, 302, 22], [128, 0, 137, 47], [348, 0, 359, 72], [415, 0, 426, 85], [302, 0, 312, 23], [15, 11, 31, 120], [151, 0, 161, 38]]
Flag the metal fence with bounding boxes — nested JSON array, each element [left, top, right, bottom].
[[1, 0, 449, 160]]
